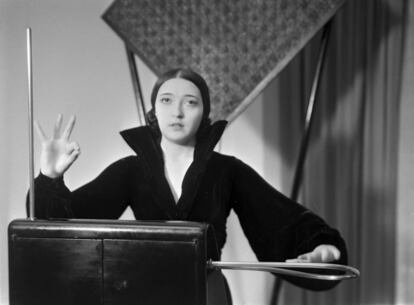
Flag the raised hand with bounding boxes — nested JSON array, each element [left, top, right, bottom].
[[35, 114, 80, 178], [285, 244, 341, 263]]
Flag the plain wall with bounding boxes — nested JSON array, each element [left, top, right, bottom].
[[0, 1, 291, 304]]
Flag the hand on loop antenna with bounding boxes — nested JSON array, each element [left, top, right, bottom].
[[35, 114, 80, 178], [285, 244, 341, 263]]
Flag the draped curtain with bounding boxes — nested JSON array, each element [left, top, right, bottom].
[[265, 0, 411, 304]]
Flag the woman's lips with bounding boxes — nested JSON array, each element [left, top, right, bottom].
[[169, 122, 184, 129]]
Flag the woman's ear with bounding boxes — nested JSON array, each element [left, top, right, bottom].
[[146, 108, 157, 124], [145, 108, 161, 138]]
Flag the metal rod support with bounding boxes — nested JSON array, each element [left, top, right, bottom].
[[290, 20, 333, 201], [125, 45, 147, 125]]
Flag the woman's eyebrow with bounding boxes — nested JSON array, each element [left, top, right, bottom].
[[159, 92, 199, 99]]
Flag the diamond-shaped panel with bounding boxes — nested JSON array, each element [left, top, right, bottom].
[[103, 0, 345, 122]]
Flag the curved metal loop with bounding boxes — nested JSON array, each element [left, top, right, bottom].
[[208, 261, 360, 281]]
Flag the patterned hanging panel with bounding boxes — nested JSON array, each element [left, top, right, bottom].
[[102, 0, 345, 122]]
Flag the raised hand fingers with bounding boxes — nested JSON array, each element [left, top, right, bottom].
[[62, 115, 76, 140], [34, 120, 47, 142], [35, 115, 76, 141], [67, 141, 80, 153], [53, 114, 63, 139], [67, 141, 81, 162]]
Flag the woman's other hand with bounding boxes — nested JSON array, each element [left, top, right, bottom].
[[35, 114, 80, 178], [286, 244, 341, 263]]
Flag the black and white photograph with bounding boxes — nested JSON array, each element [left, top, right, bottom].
[[0, 0, 413, 304]]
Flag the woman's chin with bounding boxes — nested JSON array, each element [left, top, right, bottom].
[[163, 133, 196, 146]]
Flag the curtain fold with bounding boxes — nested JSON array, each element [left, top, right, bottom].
[[268, 0, 408, 304], [395, 1, 414, 304]]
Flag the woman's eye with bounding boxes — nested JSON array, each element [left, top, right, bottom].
[[160, 97, 171, 103], [186, 100, 199, 106]]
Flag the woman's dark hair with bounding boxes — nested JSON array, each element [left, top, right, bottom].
[[146, 68, 211, 139]]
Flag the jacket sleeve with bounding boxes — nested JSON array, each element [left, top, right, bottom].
[[26, 157, 133, 219], [230, 158, 348, 290]]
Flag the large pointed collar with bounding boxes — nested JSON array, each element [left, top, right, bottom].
[[120, 120, 228, 164], [120, 120, 228, 219]]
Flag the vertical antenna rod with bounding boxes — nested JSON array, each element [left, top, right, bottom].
[[27, 27, 35, 220]]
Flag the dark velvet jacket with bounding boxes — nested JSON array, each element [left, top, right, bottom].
[[30, 121, 347, 290]]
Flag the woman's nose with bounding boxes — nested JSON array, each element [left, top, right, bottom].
[[172, 101, 184, 117]]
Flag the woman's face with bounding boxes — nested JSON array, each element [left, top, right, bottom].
[[155, 78, 204, 145]]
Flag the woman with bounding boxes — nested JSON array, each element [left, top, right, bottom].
[[30, 68, 347, 301]]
